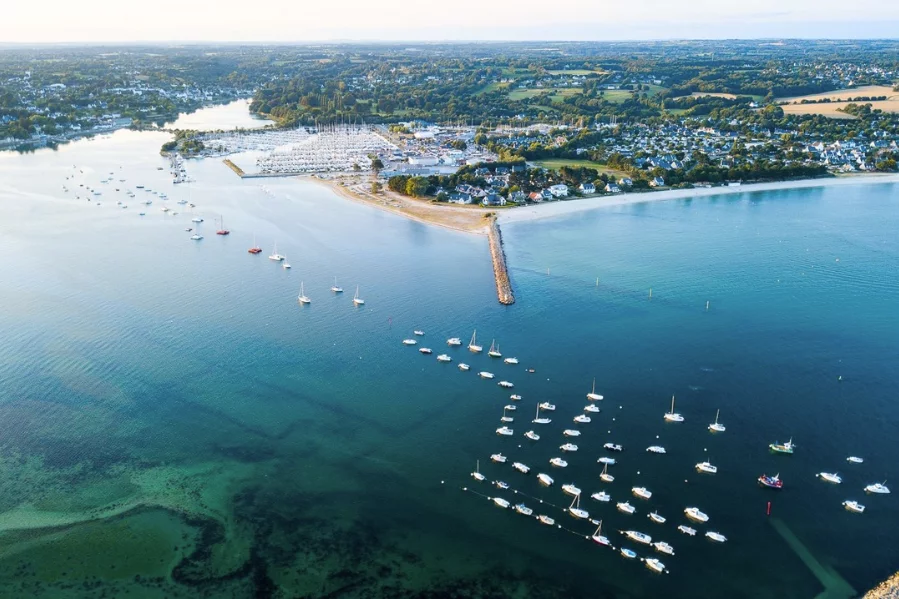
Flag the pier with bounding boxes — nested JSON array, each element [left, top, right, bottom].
[[488, 218, 515, 305], [222, 159, 245, 177]]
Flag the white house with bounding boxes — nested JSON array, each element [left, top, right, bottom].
[[650, 176, 665, 188], [409, 155, 438, 166], [579, 183, 596, 194], [605, 183, 621, 193], [619, 177, 634, 186], [548, 184, 569, 198]]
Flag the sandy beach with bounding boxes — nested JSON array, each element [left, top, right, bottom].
[[498, 174, 899, 225]]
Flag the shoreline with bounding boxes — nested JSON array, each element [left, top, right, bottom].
[[498, 174, 899, 225]]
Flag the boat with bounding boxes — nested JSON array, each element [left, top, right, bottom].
[[709, 409, 726, 433], [705, 531, 727, 543], [512, 462, 530, 474], [436, 354, 452, 363], [562, 430, 582, 438], [533, 404, 552, 425], [353, 286, 364, 305], [865, 482, 890, 494], [562, 484, 581, 496], [468, 330, 482, 353], [331, 277, 343, 293], [490, 453, 507, 463], [598, 457, 616, 466], [652, 541, 674, 556], [297, 283, 311, 305], [663, 395, 684, 422], [282, 256, 292, 269], [603, 443, 623, 452], [591, 491, 611, 502], [510, 394, 522, 401], [584, 404, 600, 413], [624, 530, 652, 545], [471, 460, 485, 482], [646, 446, 667, 454], [620, 548, 637, 559], [648, 511, 666, 524], [403, 339, 418, 346], [479, 372, 495, 379], [190, 233, 203, 241], [495, 481, 509, 490], [538, 402, 556, 411], [538, 515, 555, 526], [496, 426, 513, 436], [568, 493, 590, 519], [191, 216, 203, 223], [524, 431, 540, 441], [447, 337, 462, 346], [215, 216, 230, 235], [591, 521, 611, 546], [458, 363, 470, 371], [560, 443, 578, 452], [632, 487, 652, 500], [600, 463, 615, 483], [413, 330, 425, 336], [847, 456, 864, 464], [643, 558, 667, 574], [268, 242, 285, 261], [498, 381, 514, 388], [678, 525, 697, 536], [513, 503, 533, 516], [487, 340, 502, 358], [587, 378, 603, 401], [504, 357, 518, 365], [684, 507, 709, 523], [526, 368, 535, 373], [817, 472, 842, 484], [696, 461, 718, 474], [843, 500, 865, 513], [758, 473, 784, 489], [549, 457, 568, 468], [500, 407, 513, 423], [573, 414, 591, 423], [248, 235, 263, 254], [769, 438, 795, 454], [617, 501, 636, 514], [537, 473, 554, 487], [492, 497, 510, 509], [419, 348, 432, 355]]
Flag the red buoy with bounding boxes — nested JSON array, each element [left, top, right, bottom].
[[766, 501, 772, 516]]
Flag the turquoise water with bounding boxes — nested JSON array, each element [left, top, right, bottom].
[[0, 120, 897, 597]]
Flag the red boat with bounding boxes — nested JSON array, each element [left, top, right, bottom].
[[216, 216, 230, 236], [248, 234, 262, 254], [758, 473, 783, 489]]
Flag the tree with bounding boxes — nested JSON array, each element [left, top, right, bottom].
[[405, 176, 429, 197], [370, 158, 384, 173], [371, 181, 382, 194], [352, 163, 361, 172]]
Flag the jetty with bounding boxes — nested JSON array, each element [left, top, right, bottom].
[[222, 159, 245, 177], [488, 218, 514, 305]]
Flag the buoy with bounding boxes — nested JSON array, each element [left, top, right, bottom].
[[766, 501, 771, 516]]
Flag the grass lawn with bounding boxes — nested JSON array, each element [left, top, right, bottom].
[[474, 81, 510, 96], [533, 158, 630, 178], [509, 87, 582, 102], [546, 69, 608, 76]]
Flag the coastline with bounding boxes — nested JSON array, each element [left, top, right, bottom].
[[498, 174, 899, 225]]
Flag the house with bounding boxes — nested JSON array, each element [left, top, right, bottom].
[[650, 176, 665, 188], [619, 177, 633, 187], [548, 184, 569, 198], [448, 193, 473, 205], [528, 191, 544, 203], [605, 183, 621, 193], [482, 193, 506, 207], [541, 189, 554, 201], [509, 191, 527, 204], [579, 183, 596, 194]]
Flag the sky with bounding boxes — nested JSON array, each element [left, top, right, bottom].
[[3, 0, 899, 42]]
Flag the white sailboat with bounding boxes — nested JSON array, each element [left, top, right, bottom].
[[600, 463, 615, 483], [591, 520, 611, 546], [488, 340, 502, 358], [331, 277, 343, 293], [709, 409, 726, 432], [568, 493, 590, 519], [471, 460, 485, 482], [268, 241, 284, 261], [587, 378, 603, 401], [297, 282, 311, 304], [282, 255, 292, 269], [353, 286, 365, 305], [532, 403, 552, 425], [468, 330, 482, 353], [663, 395, 684, 422]]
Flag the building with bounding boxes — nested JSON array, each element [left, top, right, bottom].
[[548, 184, 569, 198], [579, 183, 596, 194], [650, 176, 665, 188], [605, 183, 621, 193], [528, 191, 543, 202], [408, 155, 439, 166]]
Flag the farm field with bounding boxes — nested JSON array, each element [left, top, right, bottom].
[[532, 158, 631, 178], [776, 85, 899, 117]]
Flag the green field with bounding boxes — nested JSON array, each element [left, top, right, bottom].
[[547, 69, 608, 76], [509, 87, 582, 102], [532, 159, 630, 178], [474, 81, 510, 96], [598, 84, 667, 103]]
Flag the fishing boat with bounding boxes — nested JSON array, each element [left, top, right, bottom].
[[504, 405, 516, 411], [498, 381, 514, 388], [550, 457, 568, 468], [624, 530, 652, 545], [696, 461, 718, 474], [705, 531, 727, 543], [663, 395, 684, 422], [524, 431, 540, 441], [574, 414, 591, 423], [538, 402, 556, 411], [458, 363, 470, 371], [584, 404, 600, 413], [678, 525, 697, 536], [446, 337, 462, 346], [191, 216, 203, 223], [190, 233, 203, 241], [643, 558, 667, 574], [560, 443, 578, 452], [402, 339, 418, 346], [538, 515, 555, 526], [563, 429, 581, 437], [297, 283, 311, 305], [479, 371, 495, 379], [865, 482, 890, 494], [510, 394, 522, 401], [603, 443, 623, 452], [419, 348, 432, 355], [758, 473, 784, 489], [471, 460, 485, 482], [843, 500, 865, 513], [598, 457, 616, 466], [353, 286, 364, 305], [248, 235, 262, 254], [513, 503, 533, 516], [617, 501, 636, 514], [709, 409, 726, 433], [684, 507, 709, 523], [490, 453, 507, 463], [587, 378, 603, 401], [817, 472, 842, 484], [504, 357, 518, 365], [591, 521, 611, 546], [512, 462, 530, 474], [330, 277, 343, 293], [632, 487, 652, 500], [496, 426, 513, 436], [215, 216, 230, 235], [769, 438, 795, 454], [436, 354, 452, 363], [268, 242, 285, 261], [652, 541, 675, 556], [620, 548, 637, 559], [600, 463, 615, 483], [847, 456, 864, 464], [495, 481, 509, 490], [568, 493, 590, 519], [648, 511, 667, 524], [533, 404, 552, 425], [282, 256, 292, 269], [413, 330, 425, 336], [487, 340, 502, 358], [537, 473, 554, 487], [646, 446, 667, 454], [562, 484, 582, 496], [591, 491, 611, 502], [468, 330, 482, 353], [492, 497, 510, 509]]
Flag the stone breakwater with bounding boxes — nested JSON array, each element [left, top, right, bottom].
[[488, 219, 514, 305], [865, 572, 899, 599]]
